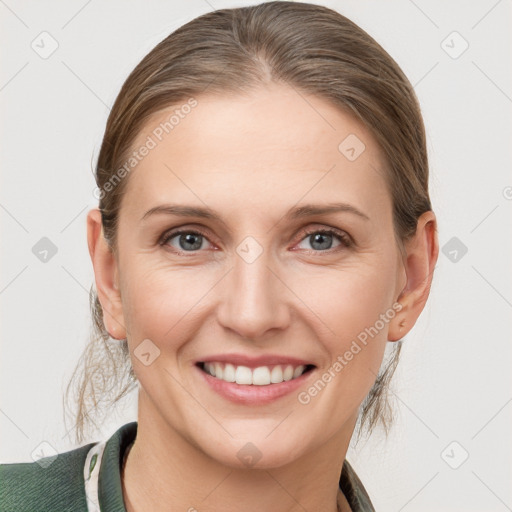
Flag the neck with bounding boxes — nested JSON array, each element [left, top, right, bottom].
[[122, 394, 356, 512]]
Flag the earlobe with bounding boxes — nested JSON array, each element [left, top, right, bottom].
[[86, 208, 127, 339], [388, 309, 406, 342], [388, 211, 439, 342]]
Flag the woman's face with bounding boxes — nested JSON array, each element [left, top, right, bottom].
[[111, 83, 407, 468]]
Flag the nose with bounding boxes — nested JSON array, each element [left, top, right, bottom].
[[216, 245, 291, 341]]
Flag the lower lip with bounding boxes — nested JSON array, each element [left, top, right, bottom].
[[195, 364, 315, 405]]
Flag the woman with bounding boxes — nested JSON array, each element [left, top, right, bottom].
[[0, 2, 438, 511]]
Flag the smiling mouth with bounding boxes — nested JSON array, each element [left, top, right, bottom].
[[197, 362, 315, 386]]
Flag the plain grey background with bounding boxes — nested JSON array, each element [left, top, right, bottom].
[[1, 1, 511, 511]]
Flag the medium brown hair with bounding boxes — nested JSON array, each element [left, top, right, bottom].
[[65, 1, 431, 444]]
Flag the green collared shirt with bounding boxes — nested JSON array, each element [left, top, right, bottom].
[[0, 422, 375, 511]]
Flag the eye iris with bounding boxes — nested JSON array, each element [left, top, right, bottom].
[[180, 233, 203, 251], [310, 232, 332, 250]]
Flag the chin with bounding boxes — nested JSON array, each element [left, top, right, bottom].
[[200, 432, 310, 470]]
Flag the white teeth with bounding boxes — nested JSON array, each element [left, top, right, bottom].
[[204, 362, 216, 376], [283, 365, 294, 381], [293, 365, 305, 379], [214, 362, 223, 380], [235, 365, 252, 385], [223, 363, 236, 382], [203, 362, 309, 385], [252, 366, 271, 386], [270, 365, 283, 383]]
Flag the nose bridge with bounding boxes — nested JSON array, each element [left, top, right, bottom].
[[217, 236, 289, 339]]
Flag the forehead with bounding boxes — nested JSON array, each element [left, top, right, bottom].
[[120, 83, 391, 222]]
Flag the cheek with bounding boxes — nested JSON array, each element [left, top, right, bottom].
[[293, 259, 397, 342], [120, 258, 215, 345], [293, 269, 393, 419], [292, 257, 396, 399]]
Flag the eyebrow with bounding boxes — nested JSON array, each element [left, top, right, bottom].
[[141, 202, 370, 222]]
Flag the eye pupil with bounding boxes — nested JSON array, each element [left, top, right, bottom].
[[310, 232, 332, 250]]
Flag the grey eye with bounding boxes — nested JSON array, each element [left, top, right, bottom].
[[309, 232, 334, 250], [167, 232, 206, 251]]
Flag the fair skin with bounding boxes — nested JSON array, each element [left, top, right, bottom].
[[87, 82, 438, 512]]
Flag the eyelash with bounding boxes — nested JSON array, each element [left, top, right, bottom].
[[159, 226, 353, 255]]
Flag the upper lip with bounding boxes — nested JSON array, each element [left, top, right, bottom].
[[197, 353, 315, 369]]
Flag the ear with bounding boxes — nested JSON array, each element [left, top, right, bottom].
[[388, 210, 439, 341], [86, 208, 127, 340]]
